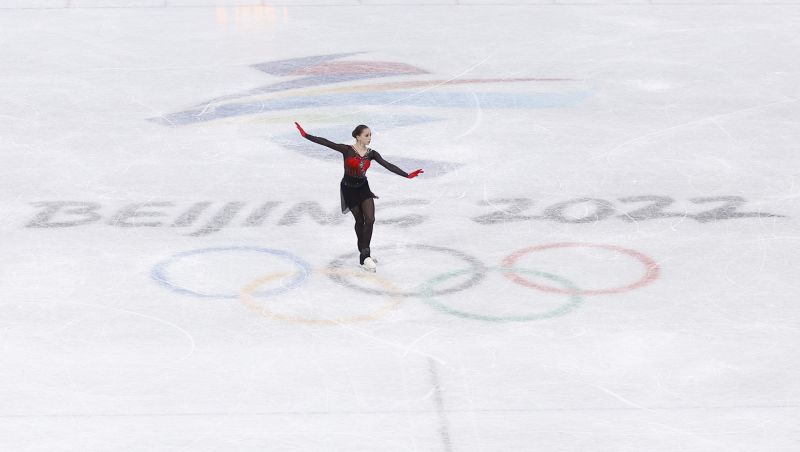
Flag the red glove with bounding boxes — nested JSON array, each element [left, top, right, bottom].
[[294, 121, 307, 137], [407, 169, 424, 179]]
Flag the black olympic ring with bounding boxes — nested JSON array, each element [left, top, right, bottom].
[[326, 243, 488, 298]]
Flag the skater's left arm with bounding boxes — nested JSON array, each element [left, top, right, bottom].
[[371, 151, 424, 179]]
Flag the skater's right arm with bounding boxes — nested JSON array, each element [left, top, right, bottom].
[[295, 122, 347, 154]]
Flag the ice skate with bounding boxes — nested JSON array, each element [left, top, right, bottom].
[[360, 256, 377, 273]]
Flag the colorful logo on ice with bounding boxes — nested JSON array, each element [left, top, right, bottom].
[[149, 52, 589, 176]]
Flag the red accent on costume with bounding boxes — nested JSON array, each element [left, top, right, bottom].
[[345, 153, 372, 177], [345, 157, 361, 169]]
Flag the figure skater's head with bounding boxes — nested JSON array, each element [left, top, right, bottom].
[[352, 124, 371, 147]]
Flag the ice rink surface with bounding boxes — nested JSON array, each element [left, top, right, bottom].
[[1, 1, 799, 450]]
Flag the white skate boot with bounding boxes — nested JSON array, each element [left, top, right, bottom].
[[361, 256, 377, 273]]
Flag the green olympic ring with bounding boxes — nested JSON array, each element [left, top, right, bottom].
[[418, 266, 583, 323]]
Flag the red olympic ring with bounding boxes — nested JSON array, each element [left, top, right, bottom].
[[500, 242, 660, 295]]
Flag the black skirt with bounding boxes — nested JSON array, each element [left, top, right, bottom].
[[340, 174, 378, 214]]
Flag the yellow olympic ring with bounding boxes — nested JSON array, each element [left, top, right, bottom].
[[240, 268, 405, 325]]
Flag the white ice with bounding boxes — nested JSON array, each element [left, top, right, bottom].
[[0, 1, 799, 451]]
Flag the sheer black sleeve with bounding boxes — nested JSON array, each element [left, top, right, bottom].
[[304, 134, 349, 154], [370, 150, 409, 178]]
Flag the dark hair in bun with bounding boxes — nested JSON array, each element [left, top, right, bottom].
[[352, 124, 369, 138]]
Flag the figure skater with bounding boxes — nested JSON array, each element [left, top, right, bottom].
[[294, 121, 423, 272]]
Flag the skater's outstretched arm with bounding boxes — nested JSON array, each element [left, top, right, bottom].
[[295, 122, 348, 154], [371, 150, 424, 179]]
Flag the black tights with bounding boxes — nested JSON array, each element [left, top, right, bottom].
[[350, 197, 375, 264]]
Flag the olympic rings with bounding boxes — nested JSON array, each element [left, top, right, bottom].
[[152, 242, 661, 324], [500, 242, 660, 295], [419, 267, 583, 323], [240, 268, 405, 325], [327, 244, 487, 298], [151, 246, 311, 299]]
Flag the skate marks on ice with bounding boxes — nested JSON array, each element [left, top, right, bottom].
[[149, 242, 661, 325], [0, 300, 196, 397]]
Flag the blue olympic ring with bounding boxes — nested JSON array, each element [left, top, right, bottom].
[[151, 246, 311, 299]]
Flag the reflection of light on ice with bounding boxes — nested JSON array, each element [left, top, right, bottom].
[[215, 5, 288, 31]]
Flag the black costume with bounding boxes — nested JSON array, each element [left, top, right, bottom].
[[303, 134, 409, 212], [303, 133, 409, 263]]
